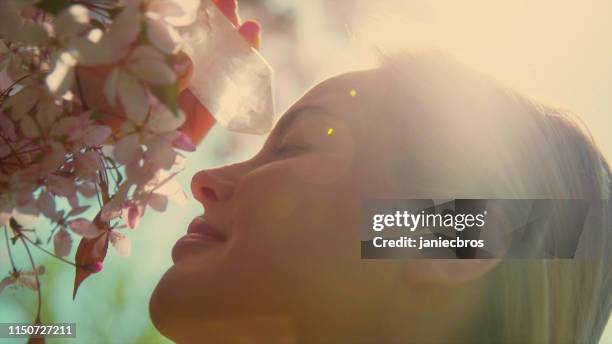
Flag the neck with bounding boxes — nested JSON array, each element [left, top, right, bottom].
[[293, 283, 483, 343]]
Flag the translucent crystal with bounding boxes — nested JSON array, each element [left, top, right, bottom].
[[182, 0, 275, 135]]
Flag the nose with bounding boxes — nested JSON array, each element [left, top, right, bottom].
[[190, 163, 242, 207]]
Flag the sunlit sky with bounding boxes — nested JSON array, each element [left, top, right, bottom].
[[265, 0, 612, 157]]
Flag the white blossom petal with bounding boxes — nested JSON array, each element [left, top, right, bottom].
[[20, 266, 46, 276], [169, 189, 187, 205], [106, 5, 141, 50], [17, 276, 38, 291], [36, 192, 56, 219], [35, 99, 62, 128], [125, 159, 158, 185], [146, 19, 179, 54], [110, 230, 131, 257], [77, 182, 96, 198], [151, 0, 199, 27], [3, 86, 41, 120], [0, 4, 24, 43], [127, 59, 176, 85], [69, 218, 100, 238], [113, 134, 143, 165], [77, 150, 104, 171], [15, 23, 51, 45], [146, 107, 185, 133], [70, 36, 122, 65], [46, 53, 76, 98], [149, 170, 187, 205], [118, 72, 149, 123], [145, 137, 177, 170], [52, 116, 80, 137], [128, 45, 164, 61], [0, 276, 14, 294], [47, 175, 76, 197], [83, 125, 112, 147], [0, 112, 17, 141], [123, 201, 142, 229], [54, 5, 89, 37], [41, 142, 66, 172], [19, 116, 40, 139], [104, 68, 120, 107], [100, 201, 123, 222], [147, 193, 168, 212]]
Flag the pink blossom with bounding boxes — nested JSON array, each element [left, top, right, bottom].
[[100, 201, 123, 222], [0, 111, 17, 141], [110, 230, 131, 257], [69, 218, 101, 238], [172, 132, 196, 152], [53, 228, 72, 258], [0, 266, 45, 294], [123, 201, 143, 230]]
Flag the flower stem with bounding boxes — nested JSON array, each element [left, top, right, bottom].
[[75, 67, 89, 110], [3, 226, 17, 272], [0, 74, 32, 98], [18, 235, 42, 324], [0, 135, 25, 166], [20, 232, 77, 267]]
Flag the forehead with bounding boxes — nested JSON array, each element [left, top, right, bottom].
[[274, 69, 388, 137], [289, 69, 382, 111]]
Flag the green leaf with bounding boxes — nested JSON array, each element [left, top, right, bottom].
[[35, 0, 71, 15], [90, 110, 103, 121], [31, 152, 44, 164], [151, 83, 179, 116], [107, 6, 124, 19]]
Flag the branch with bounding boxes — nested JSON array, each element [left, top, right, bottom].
[[18, 235, 42, 323], [3, 226, 17, 272], [20, 232, 77, 267]]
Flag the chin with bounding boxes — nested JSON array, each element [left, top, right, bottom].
[[149, 260, 242, 338], [149, 268, 180, 340], [149, 264, 206, 338]]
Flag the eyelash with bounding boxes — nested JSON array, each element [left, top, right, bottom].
[[274, 143, 309, 157]]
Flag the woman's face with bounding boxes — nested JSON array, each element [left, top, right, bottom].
[[150, 70, 407, 340]]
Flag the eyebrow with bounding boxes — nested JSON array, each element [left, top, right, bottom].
[[273, 104, 334, 139]]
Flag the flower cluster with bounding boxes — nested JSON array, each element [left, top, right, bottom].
[[0, 0, 259, 329]]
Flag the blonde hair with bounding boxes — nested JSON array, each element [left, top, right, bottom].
[[377, 52, 612, 343]]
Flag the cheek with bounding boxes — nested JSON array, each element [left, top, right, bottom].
[[230, 158, 362, 273]]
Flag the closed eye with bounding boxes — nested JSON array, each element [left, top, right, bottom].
[[274, 143, 310, 157]]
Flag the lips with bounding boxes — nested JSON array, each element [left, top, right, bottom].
[[172, 217, 227, 263]]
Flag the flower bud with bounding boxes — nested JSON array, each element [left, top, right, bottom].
[[83, 262, 103, 273]]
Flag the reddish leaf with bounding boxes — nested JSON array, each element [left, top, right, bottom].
[[177, 89, 215, 145], [213, 0, 239, 26], [27, 334, 45, 344], [28, 316, 45, 344], [73, 231, 109, 299], [238, 20, 261, 49]]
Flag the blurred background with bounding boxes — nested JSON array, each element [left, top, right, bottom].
[[1, 0, 611, 342]]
